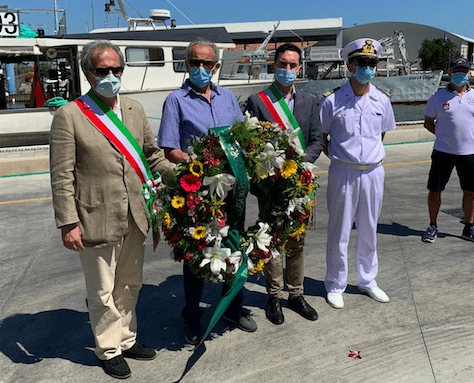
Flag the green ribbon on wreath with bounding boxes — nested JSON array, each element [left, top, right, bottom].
[[197, 230, 248, 348], [210, 126, 249, 226], [195, 127, 250, 348]]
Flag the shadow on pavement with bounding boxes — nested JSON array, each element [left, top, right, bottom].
[[0, 309, 96, 366], [0, 274, 268, 367], [377, 221, 452, 238]]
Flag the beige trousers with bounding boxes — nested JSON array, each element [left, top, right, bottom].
[[79, 214, 146, 360], [265, 232, 305, 299]]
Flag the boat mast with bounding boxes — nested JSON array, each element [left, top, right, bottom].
[[53, 0, 59, 34]]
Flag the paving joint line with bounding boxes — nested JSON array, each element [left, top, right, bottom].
[[384, 188, 438, 383]]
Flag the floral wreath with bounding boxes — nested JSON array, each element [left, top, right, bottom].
[[157, 113, 319, 284]]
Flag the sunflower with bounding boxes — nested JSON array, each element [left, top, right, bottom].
[[171, 196, 185, 209], [192, 226, 207, 240], [189, 160, 204, 177], [280, 159, 297, 179]]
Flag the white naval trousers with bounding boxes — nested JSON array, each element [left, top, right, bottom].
[[325, 162, 385, 293], [79, 213, 146, 360]]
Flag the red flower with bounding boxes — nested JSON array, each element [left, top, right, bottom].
[[180, 174, 201, 192], [286, 146, 296, 158], [195, 240, 208, 250], [203, 148, 220, 167], [186, 200, 196, 210], [301, 170, 312, 185], [299, 214, 306, 223], [185, 253, 193, 261]]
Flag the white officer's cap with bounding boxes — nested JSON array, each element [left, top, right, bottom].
[[341, 38, 382, 62]]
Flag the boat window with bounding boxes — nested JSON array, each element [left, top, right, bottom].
[[125, 47, 164, 67], [172, 48, 187, 72], [236, 65, 247, 74]]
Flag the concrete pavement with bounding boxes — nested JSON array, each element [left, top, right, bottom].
[[1, 141, 473, 383]]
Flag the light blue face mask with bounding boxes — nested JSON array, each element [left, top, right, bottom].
[[189, 67, 213, 88], [94, 74, 121, 98], [451, 72, 469, 87], [275, 68, 298, 87], [353, 66, 376, 85]]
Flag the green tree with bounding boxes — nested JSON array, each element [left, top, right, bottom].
[[418, 38, 459, 72]]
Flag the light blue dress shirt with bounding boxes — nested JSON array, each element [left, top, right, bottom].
[[157, 80, 243, 150]]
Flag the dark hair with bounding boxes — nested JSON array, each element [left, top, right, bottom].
[[274, 43, 302, 64]]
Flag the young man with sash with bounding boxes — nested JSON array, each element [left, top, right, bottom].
[[245, 43, 324, 325], [50, 40, 175, 379], [157, 38, 257, 345]]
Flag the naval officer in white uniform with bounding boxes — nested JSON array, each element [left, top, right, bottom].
[[319, 38, 396, 309]]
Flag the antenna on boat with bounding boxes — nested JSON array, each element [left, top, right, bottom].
[[165, 0, 194, 25]]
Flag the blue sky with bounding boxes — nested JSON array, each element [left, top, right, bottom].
[[5, 0, 474, 39]]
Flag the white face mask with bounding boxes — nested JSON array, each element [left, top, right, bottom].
[[93, 74, 121, 98]]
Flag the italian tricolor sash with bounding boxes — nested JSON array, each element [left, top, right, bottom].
[[75, 91, 162, 246], [257, 84, 306, 153]]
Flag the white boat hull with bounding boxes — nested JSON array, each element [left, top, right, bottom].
[[301, 71, 443, 104]]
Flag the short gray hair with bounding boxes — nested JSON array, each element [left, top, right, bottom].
[[186, 38, 220, 62], [80, 40, 125, 73]]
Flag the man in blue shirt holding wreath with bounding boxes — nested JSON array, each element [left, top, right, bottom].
[[157, 38, 257, 345]]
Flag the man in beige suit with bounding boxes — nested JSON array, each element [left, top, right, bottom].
[[50, 40, 174, 380]]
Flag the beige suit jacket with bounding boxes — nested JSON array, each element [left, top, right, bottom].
[[50, 95, 175, 247]]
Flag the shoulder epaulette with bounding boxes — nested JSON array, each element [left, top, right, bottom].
[[323, 87, 340, 98], [373, 85, 391, 98]]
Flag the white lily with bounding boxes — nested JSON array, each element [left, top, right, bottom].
[[287, 196, 311, 215], [203, 173, 236, 199], [243, 111, 259, 129], [270, 246, 282, 262], [200, 238, 231, 275], [206, 222, 230, 242], [228, 250, 243, 274], [285, 127, 305, 156], [256, 142, 285, 177], [255, 222, 272, 252], [245, 242, 255, 271]]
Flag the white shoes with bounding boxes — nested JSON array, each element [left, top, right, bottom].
[[358, 286, 390, 303], [327, 292, 344, 309]]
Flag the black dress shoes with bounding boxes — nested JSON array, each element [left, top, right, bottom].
[[288, 295, 318, 321], [266, 296, 284, 325], [122, 343, 157, 360], [99, 355, 131, 379]]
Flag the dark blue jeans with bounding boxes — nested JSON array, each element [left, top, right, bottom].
[[181, 261, 243, 324]]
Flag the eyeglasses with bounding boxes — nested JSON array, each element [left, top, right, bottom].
[[93, 67, 124, 77], [188, 59, 216, 70], [355, 58, 378, 68]]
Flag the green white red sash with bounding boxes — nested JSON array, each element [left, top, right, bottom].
[[257, 84, 306, 152], [74, 91, 161, 234]]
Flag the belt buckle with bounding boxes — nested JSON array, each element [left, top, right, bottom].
[[358, 164, 368, 171]]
